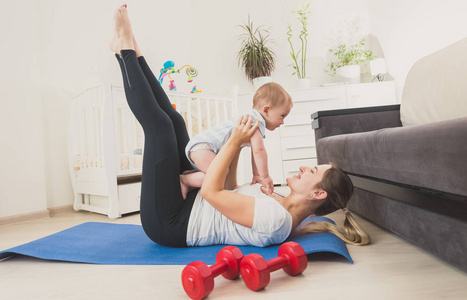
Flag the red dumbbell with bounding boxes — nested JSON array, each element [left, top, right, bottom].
[[240, 241, 307, 291], [181, 246, 244, 300]]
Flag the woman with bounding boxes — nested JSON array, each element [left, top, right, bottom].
[[110, 5, 370, 248]]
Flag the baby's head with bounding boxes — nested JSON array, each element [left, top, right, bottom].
[[253, 82, 293, 131]]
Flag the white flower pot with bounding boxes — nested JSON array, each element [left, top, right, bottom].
[[296, 77, 312, 89], [253, 76, 272, 90], [337, 65, 361, 84]]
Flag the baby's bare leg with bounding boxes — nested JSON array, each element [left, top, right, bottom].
[[179, 150, 216, 198], [180, 172, 205, 190], [190, 150, 217, 173]]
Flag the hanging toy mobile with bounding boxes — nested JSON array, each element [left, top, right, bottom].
[[158, 61, 200, 92]]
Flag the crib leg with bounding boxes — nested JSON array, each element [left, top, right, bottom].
[[73, 193, 82, 211]]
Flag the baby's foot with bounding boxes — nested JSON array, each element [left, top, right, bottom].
[[180, 176, 189, 200], [182, 169, 198, 175], [109, 5, 134, 54]]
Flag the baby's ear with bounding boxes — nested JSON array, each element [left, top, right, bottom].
[[262, 105, 271, 115]]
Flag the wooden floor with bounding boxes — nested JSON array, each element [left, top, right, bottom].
[[1, 206, 466, 299]]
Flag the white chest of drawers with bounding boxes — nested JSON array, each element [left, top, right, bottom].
[[237, 81, 398, 185]]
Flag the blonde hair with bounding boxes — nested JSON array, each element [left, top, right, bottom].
[[296, 164, 371, 246], [253, 82, 292, 109]]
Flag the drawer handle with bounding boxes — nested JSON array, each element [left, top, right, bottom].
[[284, 123, 310, 127], [288, 170, 300, 175], [294, 96, 341, 103], [285, 145, 315, 150]]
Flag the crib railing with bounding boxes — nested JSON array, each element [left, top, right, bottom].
[[110, 87, 239, 174], [111, 87, 144, 177], [70, 82, 105, 171], [167, 90, 238, 137], [68, 78, 238, 218]]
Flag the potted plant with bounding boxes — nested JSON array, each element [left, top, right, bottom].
[[325, 18, 374, 84], [237, 16, 276, 90], [287, 2, 312, 89], [325, 38, 374, 83]]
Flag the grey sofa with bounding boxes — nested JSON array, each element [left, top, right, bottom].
[[311, 38, 467, 272]]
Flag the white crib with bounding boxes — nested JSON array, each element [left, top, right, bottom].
[[68, 76, 238, 218]]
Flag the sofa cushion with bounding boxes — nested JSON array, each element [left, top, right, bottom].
[[316, 117, 467, 197], [401, 38, 467, 127]]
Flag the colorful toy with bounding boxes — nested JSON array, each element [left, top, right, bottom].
[[240, 242, 307, 291], [186, 66, 198, 82], [158, 60, 176, 84], [191, 85, 201, 94], [169, 80, 176, 91], [158, 61, 200, 92], [181, 246, 244, 300]]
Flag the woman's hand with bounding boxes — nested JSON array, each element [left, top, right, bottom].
[[230, 115, 260, 146]]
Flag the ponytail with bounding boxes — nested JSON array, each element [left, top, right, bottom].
[[297, 164, 371, 246], [296, 210, 371, 246]]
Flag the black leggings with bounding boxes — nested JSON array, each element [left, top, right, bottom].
[[116, 50, 198, 247]]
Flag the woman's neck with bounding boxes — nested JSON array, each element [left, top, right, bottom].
[[281, 193, 314, 230], [261, 186, 316, 230]]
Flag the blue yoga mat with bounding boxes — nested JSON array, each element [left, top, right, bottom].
[[0, 216, 352, 265]]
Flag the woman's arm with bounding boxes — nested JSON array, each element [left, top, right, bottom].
[[223, 147, 241, 190], [200, 115, 259, 228]]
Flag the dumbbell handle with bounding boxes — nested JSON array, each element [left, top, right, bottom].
[[209, 259, 229, 278], [266, 255, 289, 273]]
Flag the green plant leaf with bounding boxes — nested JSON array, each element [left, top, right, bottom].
[[237, 15, 276, 82], [287, 2, 311, 79], [325, 37, 375, 76]]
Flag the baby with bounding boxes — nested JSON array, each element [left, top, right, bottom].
[[181, 82, 293, 197]]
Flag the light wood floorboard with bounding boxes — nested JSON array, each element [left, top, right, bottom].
[[1, 205, 466, 299]]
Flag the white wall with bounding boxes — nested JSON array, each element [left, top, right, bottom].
[[368, 0, 467, 100], [2, 0, 466, 218], [190, 0, 370, 95], [0, 1, 48, 218]]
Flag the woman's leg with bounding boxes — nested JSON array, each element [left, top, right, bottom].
[[131, 21, 194, 195], [136, 56, 193, 173], [129, 27, 192, 173], [111, 6, 197, 247]]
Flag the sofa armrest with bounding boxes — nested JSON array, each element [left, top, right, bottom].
[[311, 104, 402, 142]]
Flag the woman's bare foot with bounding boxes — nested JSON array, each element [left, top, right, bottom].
[[109, 5, 135, 54], [132, 34, 143, 57]]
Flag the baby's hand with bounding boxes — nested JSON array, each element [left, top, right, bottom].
[[259, 175, 274, 195], [251, 175, 261, 185]]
